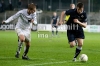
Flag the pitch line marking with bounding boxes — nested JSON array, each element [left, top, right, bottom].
[[23, 61, 70, 66]]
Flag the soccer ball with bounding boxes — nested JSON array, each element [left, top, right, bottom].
[[79, 54, 88, 62]]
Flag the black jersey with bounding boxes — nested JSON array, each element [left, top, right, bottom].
[[52, 16, 59, 24], [65, 9, 87, 31]]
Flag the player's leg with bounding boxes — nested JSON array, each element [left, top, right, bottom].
[[22, 40, 30, 60], [52, 26, 54, 35], [69, 41, 76, 48], [22, 30, 31, 60], [73, 38, 83, 61], [15, 36, 23, 58], [75, 39, 78, 46], [15, 34, 25, 58], [56, 26, 58, 35], [15, 28, 25, 58], [67, 31, 76, 47]]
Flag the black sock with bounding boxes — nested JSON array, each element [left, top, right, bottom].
[[23, 46, 30, 56], [56, 30, 58, 35], [52, 31, 54, 35], [74, 47, 82, 58]]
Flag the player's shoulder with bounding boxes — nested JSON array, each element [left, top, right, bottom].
[[19, 9, 27, 13], [81, 10, 87, 16], [65, 9, 76, 15], [66, 9, 75, 12], [33, 12, 37, 14], [83, 11, 87, 14]]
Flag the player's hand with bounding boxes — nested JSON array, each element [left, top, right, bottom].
[[2, 20, 6, 24], [59, 22, 63, 25], [73, 19, 80, 23]]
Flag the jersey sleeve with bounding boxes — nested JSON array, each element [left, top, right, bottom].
[[82, 12, 87, 23], [5, 10, 22, 23], [32, 12, 37, 25], [65, 9, 71, 15]]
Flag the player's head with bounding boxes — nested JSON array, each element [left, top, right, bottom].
[[53, 12, 57, 16], [27, 3, 36, 14], [76, 2, 84, 14], [70, 4, 75, 9]]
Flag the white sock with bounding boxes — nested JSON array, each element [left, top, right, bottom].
[[77, 46, 82, 50]]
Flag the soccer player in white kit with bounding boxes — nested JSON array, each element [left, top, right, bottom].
[[2, 3, 37, 60]]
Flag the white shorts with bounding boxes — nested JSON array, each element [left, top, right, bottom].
[[15, 28, 31, 41]]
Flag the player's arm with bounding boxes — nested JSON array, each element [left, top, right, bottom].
[[51, 16, 53, 25], [64, 16, 67, 23], [73, 19, 87, 28], [64, 15, 70, 24], [2, 11, 21, 24], [59, 11, 66, 25], [60, 10, 71, 25], [51, 19, 53, 25], [73, 13, 87, 28], [32, 12, 37, 25]]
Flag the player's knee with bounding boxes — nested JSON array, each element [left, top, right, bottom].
[[20, 38, 25, 42], [78, 43, 83, 47], [19, 35, 25, 42], [25, 42, 30, 47], [70, 43, 75, 48]]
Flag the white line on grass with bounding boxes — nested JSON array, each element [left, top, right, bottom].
[[23, 61, 71, 66]]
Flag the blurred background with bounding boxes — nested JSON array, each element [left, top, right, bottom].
[[0, 0, 100, 30]]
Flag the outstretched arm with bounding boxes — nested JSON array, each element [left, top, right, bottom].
[[2, 11, 21, 24]]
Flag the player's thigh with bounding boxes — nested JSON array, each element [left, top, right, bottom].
[[19, 34, 25, 41], [67, 31, 76, 47], [24, 29, 31, 42], [52, 26, 56, 31], [15, 28, 25, 41], [55, 26, 58, 30], [67, 31, 75, 42], [76, 38, 84, 47]]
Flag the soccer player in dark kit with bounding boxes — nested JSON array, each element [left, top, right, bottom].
[[51, 12, 59, 36], [59, 2, 87, 61]]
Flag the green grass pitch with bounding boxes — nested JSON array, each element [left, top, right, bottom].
[[0, 30, 100, 66]]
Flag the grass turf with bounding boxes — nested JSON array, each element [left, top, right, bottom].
[[0, 30, 100, 66]]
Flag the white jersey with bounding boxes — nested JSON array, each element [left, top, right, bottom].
[[5, 9, 37, 29]]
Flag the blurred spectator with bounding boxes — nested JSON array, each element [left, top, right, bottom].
[[1, 0, 6, 12], [18, 0, 22, 10], [8, 0, 13, 10]]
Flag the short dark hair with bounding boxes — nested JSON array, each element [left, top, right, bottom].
[[28, 3, 36, 10], [77, 2, 84, 8]]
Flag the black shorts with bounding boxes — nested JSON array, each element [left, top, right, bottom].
[[67, 30, 85, 42]]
